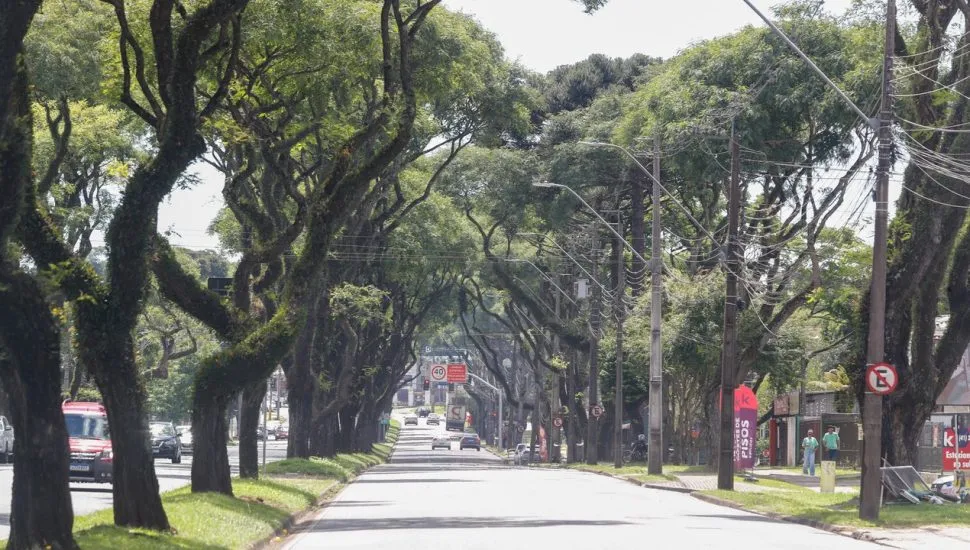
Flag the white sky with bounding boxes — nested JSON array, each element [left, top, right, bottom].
[[155, 0, 867, 250]]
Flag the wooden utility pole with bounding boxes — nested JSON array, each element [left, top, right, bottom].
[[860, 0, 895, 521], [614, 213, 625, 469], [717, 125, 741, 491], [648, 133, 664, 475], [586, 247, 601, 465]]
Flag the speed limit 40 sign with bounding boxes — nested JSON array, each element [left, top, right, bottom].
[[429, 364, 447, 382]]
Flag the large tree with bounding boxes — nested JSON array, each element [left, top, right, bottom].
[[13, 0, 250, 529], [0, 1, 79, 547]]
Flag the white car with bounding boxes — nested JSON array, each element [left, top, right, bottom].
[[404, 414, 418, 426], [431, 435, 451, 450]]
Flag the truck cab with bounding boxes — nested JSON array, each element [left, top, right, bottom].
[[62, 401, 112, 483]]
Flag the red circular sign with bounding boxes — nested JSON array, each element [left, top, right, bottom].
[[865, 362, 898, 395]]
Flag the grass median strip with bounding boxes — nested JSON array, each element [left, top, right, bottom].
[[73, 477, 337, 549], [68, 423, 402, 549]]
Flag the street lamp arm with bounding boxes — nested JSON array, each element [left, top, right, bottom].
[[533, 182, 649, 266], [517, 232, 608, 293], [578, 142, 722, 247], [506, 258, 579, 306]]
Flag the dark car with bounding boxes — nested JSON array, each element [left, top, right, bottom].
[[150, 422, 182, 463], [417, 407, 431, 418], [459, 433, 481, 451]]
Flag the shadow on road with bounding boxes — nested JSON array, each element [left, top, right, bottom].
[[306, 516, 633, 532]]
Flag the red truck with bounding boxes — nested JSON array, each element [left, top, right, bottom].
[[62, 401, 112, 483]]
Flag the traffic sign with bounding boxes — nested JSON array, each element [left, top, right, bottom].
[[429, 364, 447, 382], [553, 416, 563, 428], [446, 363, 467, 383], [590, 404, 604, 418], [865, 362, 898, 395]]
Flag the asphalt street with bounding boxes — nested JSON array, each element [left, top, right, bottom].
[[0, 440, 288, 540], [282, 419, 882, 550]]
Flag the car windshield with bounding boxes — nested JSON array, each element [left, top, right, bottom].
[[150, 423, 175, 437], [65, 413, 109, 440]]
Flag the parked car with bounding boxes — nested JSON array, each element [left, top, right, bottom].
[[404, 414, 418, 426], [177, 425, 192, 454], [426, 413, 440, 426], [63, 401, 112, 483], [513, 443, 540, 464], [459, 433, 481, 451], [431, 435, 451, 450], [149, 421, 182, 463], [275, 425, 289, 440], [0, 416, 14, 463]]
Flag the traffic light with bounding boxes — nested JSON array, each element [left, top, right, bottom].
[[423, 379, 430, 391], [448, 383, 455, 392]]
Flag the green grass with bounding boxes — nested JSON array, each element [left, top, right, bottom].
[[73, 477, 336, 549], [264, 458, 353, 481], [4, 421, 404, 549], [703, 482, 970, 528], [564, 462, 679, 484]]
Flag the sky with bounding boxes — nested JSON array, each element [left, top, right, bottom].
[[155, 0, 864, 251]]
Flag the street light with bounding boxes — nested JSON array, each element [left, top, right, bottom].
[[505, 258, 578, 307], [533, 182, 648, 266], [576, 143, 665, 475], [517, 232, 608, 294], [533, 181, 634, 468]]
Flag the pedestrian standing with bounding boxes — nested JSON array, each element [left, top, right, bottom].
[[822, 425, 840, 461], [801, 429, 818, 476]]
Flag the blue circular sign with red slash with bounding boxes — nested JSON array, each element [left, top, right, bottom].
[[866, 362, 898, 395]]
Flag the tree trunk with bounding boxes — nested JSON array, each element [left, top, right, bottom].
[[0, 274, 78, 550], [190, 393, 233, 494], [0, 46, 78, 549], [239, 381, 266, 478], [287, 313, 316, 459], [97, 358, 169, 528], [310, 412, 337, 457], [336, 405, 356, 453]]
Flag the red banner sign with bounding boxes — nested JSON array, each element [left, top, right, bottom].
[[943, 427, 970, 471], [734, 386, 758, 470], [446, 363, 467, 383]]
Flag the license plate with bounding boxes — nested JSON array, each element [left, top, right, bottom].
[[70, 462, 91, 472]]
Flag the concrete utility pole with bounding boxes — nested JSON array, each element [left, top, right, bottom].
[[861, 0, 895, 521], [717, 125, 741, 491], [586, 251, 601, 465], [614, 213, 625, 469], [648, 134, 664, 475]]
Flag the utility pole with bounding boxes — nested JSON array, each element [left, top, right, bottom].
[[586, 244, 601, 465], [861, 0, 895, 521], [614, 213, 626, 469], [718, 124, 741, 491], [648, 133, 664, 475]]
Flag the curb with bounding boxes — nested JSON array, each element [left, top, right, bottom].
[[254, 479, 343, 549], [563, 466, 694, 494], [260, 429, 402, 549], [691, 492, 894, 548]]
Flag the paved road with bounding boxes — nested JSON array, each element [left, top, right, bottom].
[[0, 440, 288, 540], [282, 420, 881, 550]]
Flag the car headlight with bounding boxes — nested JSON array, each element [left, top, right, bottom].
[[99, 449, 113, 461]]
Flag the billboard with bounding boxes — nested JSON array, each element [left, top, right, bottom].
[[943, 427, 970, 471]]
